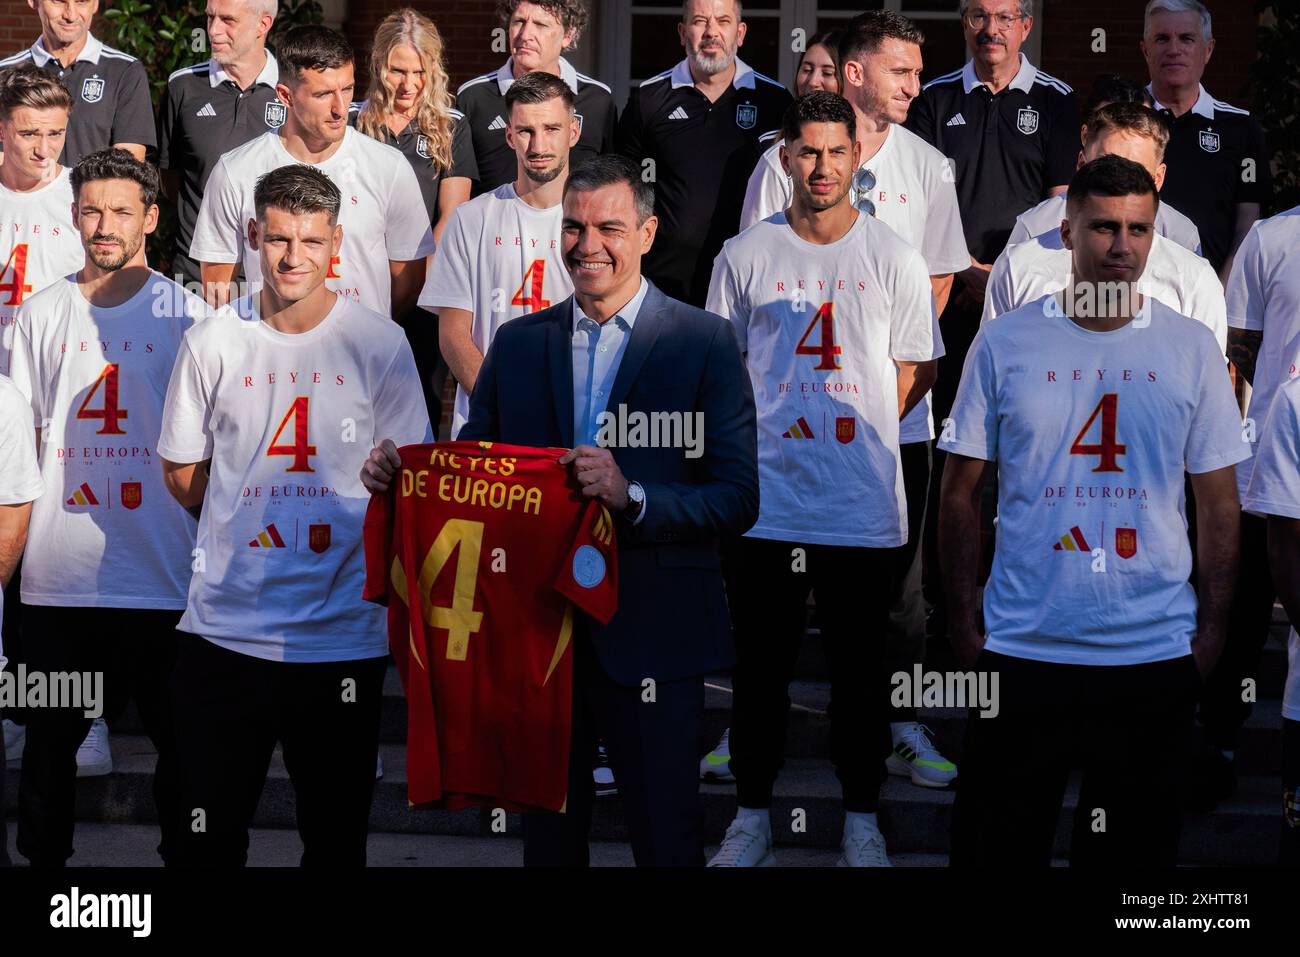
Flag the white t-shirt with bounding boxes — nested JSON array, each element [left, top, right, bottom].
[[8, 273, 209, 609], [1008, 192, 1203, 255], [419, 183, 572, 438], [738, 125, 966, 443], [0, 168, 84, 374], [940, 297, 1248, 665], [0, 373, 44, 667], [189, 129, 435, 316], [157, 293, 432, 662], [1240, 373, 1300, 719], [1226, 205, 1300, 502], [983, 229, 1228, 353], [707, 211, 937, 547]]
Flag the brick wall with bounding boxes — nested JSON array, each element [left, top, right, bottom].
[[1040, 0, 1260, 108], [0, 0, 33, 54]]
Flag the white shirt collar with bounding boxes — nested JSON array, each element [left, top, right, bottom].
[[497, 56, 579, 95], [670, 56, 755, 90], [961, 52, 1037, 94], [210, 51, 279, 89], [31, 31, 102, 67], [1147, 82, 1215, 119], [572, 277, 650, 332]]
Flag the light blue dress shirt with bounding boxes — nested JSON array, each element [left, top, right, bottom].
[[571, 277, 650, 523]]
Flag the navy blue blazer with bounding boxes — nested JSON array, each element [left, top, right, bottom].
[[460, 281, 759, 686]]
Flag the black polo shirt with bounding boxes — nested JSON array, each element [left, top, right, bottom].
[[0, 33, 155, 166], [456, 56, 616, 196], [616, 57, 791, 305], [1149, 84, 1272, 274], [905, 54, 1078, 266], [157, 55, 283, 284], [347, 101, 478, 229]]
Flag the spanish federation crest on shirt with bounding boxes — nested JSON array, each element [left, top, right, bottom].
[[415, 134, 430, 159], [264, 100, 287, 129], [81, 75, 105, 103], [736, 103, 757, 130], [1199, 129, 1221, 153], [120, 482, 142, 510], [1016, 106, 1039, 135]]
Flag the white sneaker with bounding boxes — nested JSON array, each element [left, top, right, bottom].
[[707, 815, 776, 867], [838, 817, 892, 867], [886, 721, 957, 788], [700, 727, 734, 782], [76, 718, 113, 777], [3, 718, 24, 768]]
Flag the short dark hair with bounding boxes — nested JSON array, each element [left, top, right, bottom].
[[1084, 102, 1171, 161], [276, 25, 353, 83], [0, 64, 72, 121], [504, 70, 575, 115], [682, 0, 742, 21], [563, 154, 655, 225], [70, 149, 160, 207], [839, 9, 924, 65], [496, 0, 588, 46], [781, 91, 856, 147], [1084, 74, 1153, 116], [254, 164, 342, 223], [1067, 155, 1160, 213]]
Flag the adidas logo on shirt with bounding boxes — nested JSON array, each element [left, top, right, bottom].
[[196, 102, 217, 117], [668, 106, 689, 120], [487, 114, 507, 131], [946, 113, 966, 127]]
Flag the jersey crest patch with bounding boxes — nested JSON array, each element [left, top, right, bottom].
[[736, 103, 757, 129], [1199, 130, 1221, 153], [81, 76, 104, 103], [573, 544, 606, 589], [1016, 107, 1039, 135], [416, 134, 430, 159], [264, 101, 288, 129]]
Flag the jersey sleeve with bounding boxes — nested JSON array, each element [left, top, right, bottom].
[[938, 328, 999, 462], [7, 308, 45, 425], [450, 113, 479, 182], [920, 166, 970, 275], [1186, 337, 1251, 475], [1007, 211, 1032, 247], [385, 158, 437, 261], [704, 246, 747, 352], [553, 497, 619, 625], [373, 340, 435, 446], [156, 78, 179, 170], [738, 149, 788, 232], [418, 203, 476, 312], [1237, 117, 1272, 206], [112, 59, 158, 150], [156, 335, 215, 463], [1244, 382, 1300, 518], [1044, 92, 1080, 193], [188, 155, 243, 264], [0, 386, 43, 505], [1187, 255, 1229, 354], [982, 251, 1015, 322], [596, 91, 618, 156], [361, 487, 397, 604], [889, 247, 938, 363], [1225, 222, 1265, 331]]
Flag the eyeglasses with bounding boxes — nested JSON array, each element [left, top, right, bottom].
[[964, 11, 1025, 30], [852, 167, 876, 217]]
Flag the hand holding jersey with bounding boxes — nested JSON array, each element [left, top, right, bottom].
[[939, 155, 1245, 868]]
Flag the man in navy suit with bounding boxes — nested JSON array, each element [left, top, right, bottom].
[[361, 154, 758, 866]]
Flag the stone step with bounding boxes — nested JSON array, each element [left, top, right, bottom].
[[7, 733, 1283, 866]]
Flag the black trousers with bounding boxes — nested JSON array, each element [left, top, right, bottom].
[[1200, 512, 1275, 750], [1283, 718, 1300, 867], [727, 536, 904, 812], [16, 604, 182, 867], [170, 631, 387, 868], [399, 307, 448, 432], [887, 441, 933, 723], [523, 631, 705, 867], [951, 649, 1200, 868]]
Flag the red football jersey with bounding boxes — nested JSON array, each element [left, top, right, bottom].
[[363, 441, 618, 812]]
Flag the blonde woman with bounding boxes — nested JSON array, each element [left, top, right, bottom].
[[352, 8, 476, 427], [353, 8, 476, 241]]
